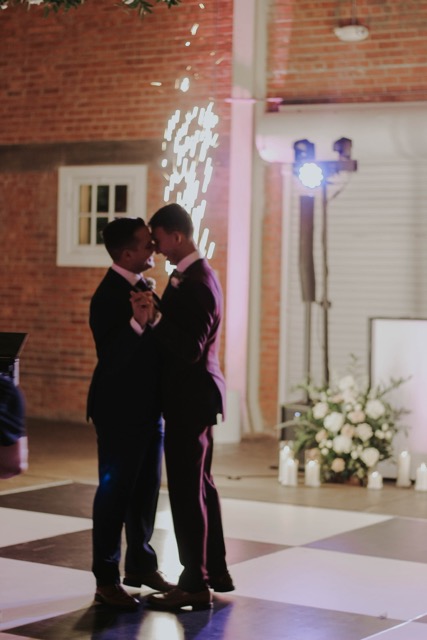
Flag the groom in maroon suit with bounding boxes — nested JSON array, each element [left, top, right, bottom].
[[133, 203, 234, 610]]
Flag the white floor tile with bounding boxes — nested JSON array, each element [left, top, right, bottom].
[[220, 499, 391, 545], [230, 547, 427, 620], [0, 558, 94, 631], [0, 508, 92, 548]]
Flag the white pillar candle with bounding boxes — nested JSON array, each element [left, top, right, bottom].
[[281, 457, 298, 486], [367, 470, 383, 490], [415, 463, 427, 491], [396, 450, 411, 487], [305, 459, 321, 487], [278, 444, 293, 484]]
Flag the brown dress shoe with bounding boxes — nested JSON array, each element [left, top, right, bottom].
[[123, 570, 175, 592], [95, 584, 139, 610], [209, 571, 235, 592], [145, 587, 213, 611]]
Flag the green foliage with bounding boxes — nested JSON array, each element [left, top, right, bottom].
[[0, 0, 182, 16]]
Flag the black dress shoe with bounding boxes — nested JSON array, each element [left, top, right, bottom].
[[123, 570, 174, 592], [209, 571, 235, 592], [145, 587, 213, 611], [95, 584, 139, 610]]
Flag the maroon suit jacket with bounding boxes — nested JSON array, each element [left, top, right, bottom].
[[154, 258, 226, 427]]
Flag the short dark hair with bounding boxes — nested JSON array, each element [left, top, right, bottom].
[[102, 217, 147, 261], [149, 203, 194, 238]]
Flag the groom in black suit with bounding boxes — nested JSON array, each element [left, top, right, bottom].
[[87, 217, 173, 610], [131, 204, 234, 611]]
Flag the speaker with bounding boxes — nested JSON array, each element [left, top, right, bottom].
[[299, 195, 316, 302]]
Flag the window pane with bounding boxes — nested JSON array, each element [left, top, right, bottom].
[[79, 185, 92, 213], [97, 185, 109, 213], [96, 217, 109, 245], [115, 185, 128, 213], [79, 217, 91, 245]]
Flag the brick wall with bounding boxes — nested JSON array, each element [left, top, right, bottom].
[[0, 0, 233, 421], [1, 0, 426, 429]]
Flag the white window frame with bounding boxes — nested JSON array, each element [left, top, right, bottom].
[[57, 165, 148, 267]]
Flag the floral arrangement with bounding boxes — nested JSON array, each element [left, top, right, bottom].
[[292, 366, 409, 485], [0, 0, 181, 16]]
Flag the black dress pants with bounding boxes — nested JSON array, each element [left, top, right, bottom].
[[164, 422, 228, 592], [92, 419, 163, 586]]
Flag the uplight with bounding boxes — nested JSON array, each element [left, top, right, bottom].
[[298, 162, 324, 189]]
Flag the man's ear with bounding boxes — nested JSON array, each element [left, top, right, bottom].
[[174, 231, 183, 244]]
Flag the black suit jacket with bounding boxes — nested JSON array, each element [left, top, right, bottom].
[[87, 269, 162, 427], [154, 258, 226, 427]]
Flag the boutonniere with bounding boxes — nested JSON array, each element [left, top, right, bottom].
[[144, 277, 156, 291], [170, 269, 185, 288]]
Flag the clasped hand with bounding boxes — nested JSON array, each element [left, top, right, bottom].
[[130, 291, 156, 328]]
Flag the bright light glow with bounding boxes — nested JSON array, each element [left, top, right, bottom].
[[206, 241, 215, 259], [298, 162, 324, 189], [179, 77, 190, 93], [162, 101, 219, 262], [150, 81, 162, 87], [161, 159, 168, 168], [199, 3, 205, 8], [191, 23, 199, 35], [185, 41, 191, 47]]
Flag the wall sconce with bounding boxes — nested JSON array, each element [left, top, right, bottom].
[[334, 0, 369, 42]]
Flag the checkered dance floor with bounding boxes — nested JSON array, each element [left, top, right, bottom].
[[1, 482, 427, 639]]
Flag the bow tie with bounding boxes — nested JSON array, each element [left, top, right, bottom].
[[133, 279, 150, 292], [170, 269, 185, 282]]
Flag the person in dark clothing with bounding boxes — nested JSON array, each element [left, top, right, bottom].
[[87, 217, 173, 611], [131, 204, 234, 612], [0, 373, 28, 479]]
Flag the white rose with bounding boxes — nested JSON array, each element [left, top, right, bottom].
[[348, 409, 366, 424], [341, 423, 355, 438], [365, 399, 386, 420], [381, 423, 389, 431], [342, 389, 358, 404], [332, 435, 353, 454], [315, 428, 327, 443], [338, 375, 356, 391], [313, 402, 329, 420], [375, 430, 385, 439], [324, 412, 345, 433], [351, 450, 359, 460], [331, 458, 346, 473], [355, 423, 373, 442], [360, 447, 380, 468], [321, 448, 329, 456]]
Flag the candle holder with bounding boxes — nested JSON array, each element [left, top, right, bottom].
[[367, 470, 383, 490], [278, 441, 295, 484], [305, 459, 321, 487], [396, 450, 412, 488], [415, 463, 427, 492]]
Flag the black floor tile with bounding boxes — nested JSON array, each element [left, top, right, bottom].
[[307, 517, 427, 563], [6, 594, 400, 640]]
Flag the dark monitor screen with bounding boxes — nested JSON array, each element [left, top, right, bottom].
[[0, 333, 28, 359]]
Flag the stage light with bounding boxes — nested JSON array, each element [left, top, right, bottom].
[[293, 139, 315, 163], [298, 162, 324, 189], [333, 137, 352, 160]]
